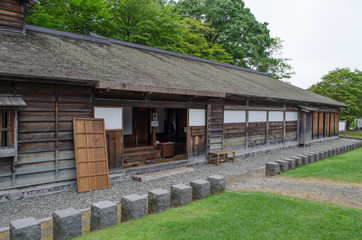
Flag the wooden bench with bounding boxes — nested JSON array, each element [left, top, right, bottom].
[[208, 150, 236, 166]]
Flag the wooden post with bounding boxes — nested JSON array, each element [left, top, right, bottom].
[[344, 120, 347, 138], [152, 108, 157, 148], [11, 110, 18, 186], [245, 100, 249, 150], [283, 111, 286, 144], [245, 111, 249, 150], [266, 111, 269, 146], [54, 85, 59, 180], [207, 104, 211, 154]]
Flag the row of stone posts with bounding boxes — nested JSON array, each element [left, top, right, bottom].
[[9, 175, 226, 240], [266, 141, 362, 176]]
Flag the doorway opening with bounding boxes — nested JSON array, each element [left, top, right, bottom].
[[123, 107, 187, 168]]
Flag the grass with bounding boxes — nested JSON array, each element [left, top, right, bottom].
[[75, 192, 362, 240], [282, 147, 362, 183], [339, 130, 362, 139]]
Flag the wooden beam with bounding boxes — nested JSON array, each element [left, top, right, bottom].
[[93, 97, 207, 109], [96, 81, 225, 98]]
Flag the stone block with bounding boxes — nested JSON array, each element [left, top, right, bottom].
[[207, 175, 226, 194], [310, 152, 319, 161], [331, 148, 336, 156], [121, 194, 147, 222], [190, 180, 210, 200], [318, 151, 324, 160], [148, 189, 170, 214], [306, 154, 314, 164], [53, 208, 82, 240], [283, 158, 296, 170], [90, 200, 117, 231], [342, 146, 347, 153], [7, 192, 24, 201], [265, 162, 280, 176], [10, 217, 41, 240], [275, 160, 289, 172], [335, 147, 340, 155], [323, 150, 330, 158], [298, 155, 309, 166], [290, 157, 302, 167], [171, 184, 192, 207]]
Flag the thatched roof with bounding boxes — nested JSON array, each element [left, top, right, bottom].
[[0, 25, 346, 107]]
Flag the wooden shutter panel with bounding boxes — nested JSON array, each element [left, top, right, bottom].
[[73, 118, 110, 193]]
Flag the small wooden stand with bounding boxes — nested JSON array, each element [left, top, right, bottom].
[[208, 150, 236, 166]]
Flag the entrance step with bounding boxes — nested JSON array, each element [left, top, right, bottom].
[[132, 167, 194, 182], [124, 146, 161, 163]]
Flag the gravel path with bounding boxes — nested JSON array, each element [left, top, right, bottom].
[[228, 168, 362, 209], [0, 138, 360, 229]]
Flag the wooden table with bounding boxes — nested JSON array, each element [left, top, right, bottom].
[[208, 150, 236, 166]]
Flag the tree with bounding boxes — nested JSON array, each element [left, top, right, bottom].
[[27, 0, 112, 36], [308, 68, 362, 128], [180, 18, 233, 63], [175, 0, 294, 80]]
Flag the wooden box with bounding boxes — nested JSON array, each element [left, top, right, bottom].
[[157, 143, 174, 158]]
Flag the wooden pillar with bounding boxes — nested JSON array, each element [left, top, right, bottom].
[[152, 108, 157, 147], [11, 110, 18, 186], [206, 104, 211, 154], [54, 85, 59, 180], [266, 111, 269, 146], [282, 104, 286, 144], [296, 111, 300, 142]]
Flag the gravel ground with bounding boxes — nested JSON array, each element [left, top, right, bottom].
[[0, 138, 360, 229]]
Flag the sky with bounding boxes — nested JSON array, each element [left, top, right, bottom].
[[243, 0, 362, 89]]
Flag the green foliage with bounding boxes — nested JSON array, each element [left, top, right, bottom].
[[75, 192, 362, 240], [27, 0, 112, 35], [175, 0, 294, 80], [339, 131, 362, 139], [180, 18, 233, 63], [309, 68, 362, 127], [27, 0, 233, 63], [282, 148, 362, 183]]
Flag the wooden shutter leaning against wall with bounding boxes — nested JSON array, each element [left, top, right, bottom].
[[73, 118, 110, 193]]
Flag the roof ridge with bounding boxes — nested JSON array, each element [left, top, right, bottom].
[[25, 24, 268, 76]]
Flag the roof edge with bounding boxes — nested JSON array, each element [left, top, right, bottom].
[[225, 93, 348, 108], [25, 24, 268, 77]]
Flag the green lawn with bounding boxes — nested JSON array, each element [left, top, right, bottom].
[[282, 147, 362, 183], [75, 192, 361, 240], [339, 131, 362, 139]]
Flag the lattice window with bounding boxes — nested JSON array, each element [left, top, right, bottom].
[[0, 109, 15, 148]]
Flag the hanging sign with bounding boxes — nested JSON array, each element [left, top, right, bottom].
[[151, 121, 159, 127]]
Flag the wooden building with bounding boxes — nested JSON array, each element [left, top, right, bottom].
[[0, 0, 346, 192]]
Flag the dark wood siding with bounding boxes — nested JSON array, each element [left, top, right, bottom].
[[268, 121, 283, 144], [0, 0, 25, 33], [223, 123, 246, 148], [0, 80, 92, 189], [248, 122, 266, 147], [318, 112, 324, 138]]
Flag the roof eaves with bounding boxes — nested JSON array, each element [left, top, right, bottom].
[[226, 92, 347, 108], [25, 24, 268, 76]]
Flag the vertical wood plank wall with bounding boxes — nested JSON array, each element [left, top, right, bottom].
[[0, 80, 92, 189], [207, 103, 223, 152]]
